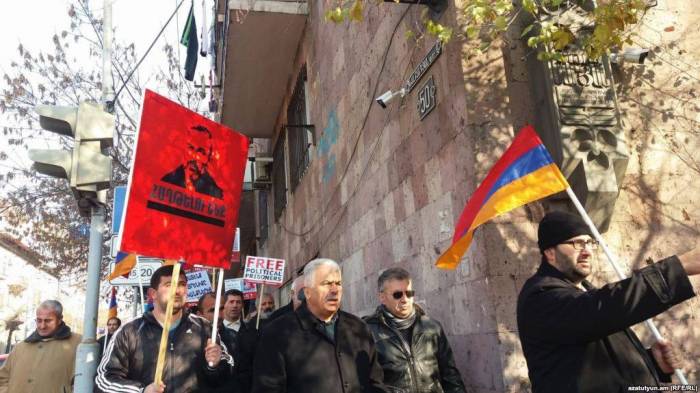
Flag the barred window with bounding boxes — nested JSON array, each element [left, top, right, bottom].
[[272, 131, 287, 221], [286, 66, 314, 193]]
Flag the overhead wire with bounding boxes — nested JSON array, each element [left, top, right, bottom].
[[113, 0, 188, 104], [275, 5, 413, 241]]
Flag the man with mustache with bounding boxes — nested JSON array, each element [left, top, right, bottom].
[[517, 211, 699, 393], [251, 258, 388, 393], [365, 267, 466, 393], [161, 125, 223, 199], [95, 266, 233, 393]]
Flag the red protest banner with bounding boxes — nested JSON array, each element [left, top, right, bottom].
[[119, 90, 248, 269]]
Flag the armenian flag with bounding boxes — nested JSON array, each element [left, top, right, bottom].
[[108, 287, 118, 319], [107, 251, 137, 280], [436, 125, 569, 269]]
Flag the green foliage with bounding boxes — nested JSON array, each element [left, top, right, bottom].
[[322, 0, 649, 61]]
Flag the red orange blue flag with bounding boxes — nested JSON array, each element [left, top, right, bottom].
[[436, 125, 569, 269], [108, 287, 118, 319], [107, 251, 137, 281]]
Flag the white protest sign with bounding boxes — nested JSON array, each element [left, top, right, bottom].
[[224, 278, 258, 300], [186, 270, 213, 303], [243, 256, 285, 287]]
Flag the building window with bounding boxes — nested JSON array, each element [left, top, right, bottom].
[[286, 66, 314, 193], [258, 190, 269, 245], [272, 131, 287, 221]]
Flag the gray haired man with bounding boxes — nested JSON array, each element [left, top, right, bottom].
[[252, 258, 388, 393], [365, 267, 467, 393], [0, 300, 82, 393]]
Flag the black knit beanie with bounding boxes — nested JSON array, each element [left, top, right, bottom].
[[537, 211, 592, 253]]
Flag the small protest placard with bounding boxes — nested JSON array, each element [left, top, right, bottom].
[[186, 269, 212, 303], [224, 278, 257, 300], [243, 256, 285, 287]]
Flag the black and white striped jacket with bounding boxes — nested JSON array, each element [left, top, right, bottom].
[[95, 311, 234, 393]]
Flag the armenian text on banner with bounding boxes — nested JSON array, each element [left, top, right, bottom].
[[119, 89, 248, 268]]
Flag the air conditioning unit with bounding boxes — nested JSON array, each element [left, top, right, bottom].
[[251, 156, 272, 189]]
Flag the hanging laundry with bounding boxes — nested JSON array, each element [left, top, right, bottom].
[[200, 0, 208, 57], [181, 2, 199, 81]]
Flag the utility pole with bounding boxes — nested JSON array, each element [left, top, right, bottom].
[[72, 1, 114, 391]]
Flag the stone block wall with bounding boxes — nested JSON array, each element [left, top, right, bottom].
[[254, 0, 700, 390]]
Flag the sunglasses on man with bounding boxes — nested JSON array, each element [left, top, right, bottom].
[[207, 306, 225, 313], [391, 290, 415, 300]]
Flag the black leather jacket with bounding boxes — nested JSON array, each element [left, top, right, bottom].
[[95, 311, 234, 393], [364, 306, 467, 393]]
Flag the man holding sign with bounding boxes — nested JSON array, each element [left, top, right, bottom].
[[95, 266, 234, 393]]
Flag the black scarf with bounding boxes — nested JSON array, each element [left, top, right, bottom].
[[381, 305, 416, 331], [25, 322, 72, 343]]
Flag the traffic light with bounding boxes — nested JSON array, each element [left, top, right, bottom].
[[29, 101, 115, 216]]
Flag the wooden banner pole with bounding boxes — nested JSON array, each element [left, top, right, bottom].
[[209, 268, 225, 366], [153, 262, 181, 386], [256, 284, 265, 330]]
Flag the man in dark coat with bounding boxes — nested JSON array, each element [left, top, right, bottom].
[[96, 317, 121, 360], [237, 275, 305, 393], [517, 211, 699, 393], [252, 258, 388, 393], [365, 267, 466, 393]]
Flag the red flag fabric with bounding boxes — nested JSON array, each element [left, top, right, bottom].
[[119, 90, 248, 269]]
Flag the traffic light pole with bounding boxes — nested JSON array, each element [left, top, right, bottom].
[[73, 205, 105, 392], [74, 0, 113, 391]]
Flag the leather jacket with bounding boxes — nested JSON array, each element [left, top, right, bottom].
[[364, 306, 467, 393]]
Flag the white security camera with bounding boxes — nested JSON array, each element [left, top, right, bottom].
[[610, 48, 650, 65], [376, 88, 406, 108]]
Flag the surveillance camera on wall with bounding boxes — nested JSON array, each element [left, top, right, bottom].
[[610, 48, 650, 65], [376, 88, 406, 108]]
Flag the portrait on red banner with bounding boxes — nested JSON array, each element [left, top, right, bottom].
[[119, 89, 248, 269]]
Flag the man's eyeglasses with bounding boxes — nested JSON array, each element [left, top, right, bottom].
[[391, 290, 415, 300], [207, 306, 224, 313], [561, 239, 599, 250]]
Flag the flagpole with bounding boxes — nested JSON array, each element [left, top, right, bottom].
[[256, 284, 265, 329], [209, 268, 225, 367], [565, 187, 689, 384]]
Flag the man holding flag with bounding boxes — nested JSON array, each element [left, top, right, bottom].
[[517, 211, 698, 392], [435, 124, 699, 391]]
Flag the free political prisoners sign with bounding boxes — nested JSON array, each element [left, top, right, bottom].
[[119, 90, 248, 268], [243, 256, 286, 287]]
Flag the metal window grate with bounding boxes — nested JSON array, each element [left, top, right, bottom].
[[272, 131, 287, 221], [286, 66, 314, 193]]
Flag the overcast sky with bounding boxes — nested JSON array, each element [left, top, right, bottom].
[[0, 0, 212, 177]]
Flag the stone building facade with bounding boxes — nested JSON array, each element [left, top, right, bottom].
[[214, 0, 699, 390]]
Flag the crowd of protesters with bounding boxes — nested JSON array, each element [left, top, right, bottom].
[[1, 212, 699, 393]]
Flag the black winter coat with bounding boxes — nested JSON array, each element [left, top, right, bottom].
[[364, 306, 467, 393], [251, 303, 388, 393], [517, 256, 695, 393], [236, 304, 294, 393], [95, 311, 234, 393]]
